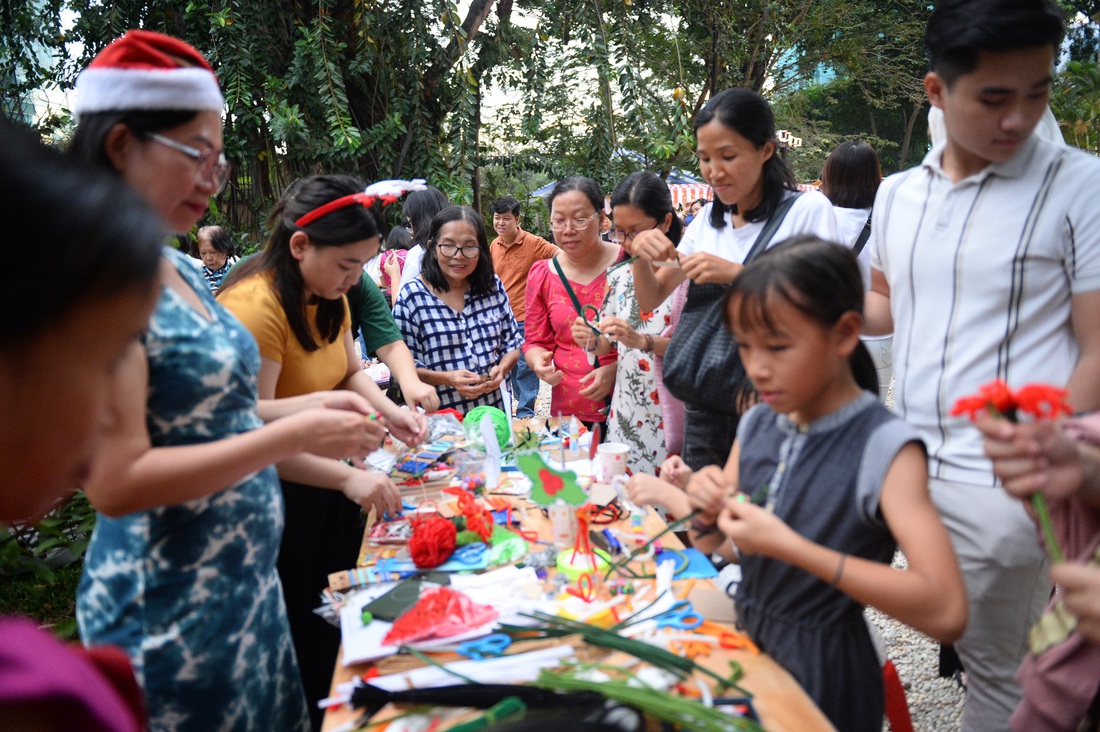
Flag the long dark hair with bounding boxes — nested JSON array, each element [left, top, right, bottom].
[[68, 110, 198, 172], [820, 141, 881, 209], [403, 186, 450, 248], [421, 206, 495, 297], [695, 88, 797, 229], [220, 175, 380, 352], [2, 121, 162, 347], [609, 172, 684, 246], [725, 236, 878, 394]]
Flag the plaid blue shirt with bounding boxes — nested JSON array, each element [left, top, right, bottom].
[[393, 275, 522, 413]]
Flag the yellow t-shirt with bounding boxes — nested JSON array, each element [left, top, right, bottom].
[[219, 271, 352, 398]]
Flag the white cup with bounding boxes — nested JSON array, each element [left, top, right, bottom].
[[597, 442, 629, 483]]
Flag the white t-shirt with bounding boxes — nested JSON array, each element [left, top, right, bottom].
[[397, 244, 425, 298], [834, 206, 873, 287], [677, 190, 838, 262], [871, 136, 1100, 484]]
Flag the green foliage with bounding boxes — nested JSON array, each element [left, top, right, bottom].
[[1053, 61, 1100, 154], [0, 563, 84, 639], [0, 492, 96, 583]]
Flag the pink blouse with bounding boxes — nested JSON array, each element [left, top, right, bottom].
[[523, 257, 617, 423]]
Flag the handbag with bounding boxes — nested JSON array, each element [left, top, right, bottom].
[[662, 193, 802, 415]]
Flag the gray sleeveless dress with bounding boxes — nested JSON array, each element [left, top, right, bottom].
[[735, 392, 921, 732]]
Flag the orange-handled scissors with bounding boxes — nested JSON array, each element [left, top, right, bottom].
[[694, 620, 760, 655]]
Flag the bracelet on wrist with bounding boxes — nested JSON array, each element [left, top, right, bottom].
[[642, 334, 654, 352], [831, 552, 847, 587]]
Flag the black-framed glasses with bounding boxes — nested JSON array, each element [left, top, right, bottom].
[[437, 243, 481, 258], [143, 132, 232, 194]]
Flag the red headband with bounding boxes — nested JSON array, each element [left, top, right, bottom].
[[294, 179, 428, 228]]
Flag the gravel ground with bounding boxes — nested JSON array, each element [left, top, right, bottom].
[[532, 376, 967, 730]]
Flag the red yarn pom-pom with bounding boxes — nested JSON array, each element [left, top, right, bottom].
[[408, 517, 457, 568]]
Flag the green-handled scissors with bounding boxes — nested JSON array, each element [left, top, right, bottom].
[[579, 304, 602, 336]]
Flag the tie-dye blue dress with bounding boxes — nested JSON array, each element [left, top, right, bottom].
[[77, 249, 310, 732]]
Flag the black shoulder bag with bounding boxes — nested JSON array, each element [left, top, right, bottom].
[[662, 193, 802, 415]]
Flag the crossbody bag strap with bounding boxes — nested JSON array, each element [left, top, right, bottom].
[[743, 191, 803, 264], [551, 255, 587, 317], [852, 209, 873, 256]]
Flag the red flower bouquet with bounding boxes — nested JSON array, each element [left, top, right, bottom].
[[952, 379, 1072, 562]]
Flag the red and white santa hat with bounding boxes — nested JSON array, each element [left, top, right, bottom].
[[74, 30, 224, 116]]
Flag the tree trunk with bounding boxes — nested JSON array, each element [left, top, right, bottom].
[[899, 102, 923, 171]]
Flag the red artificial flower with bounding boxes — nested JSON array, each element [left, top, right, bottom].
[[638, 359, 651, 372], [977, 379, 1016, 416], [640, 311, 654, 322], [1014, 384, 1072, 420], [950, 395, 994, 420]]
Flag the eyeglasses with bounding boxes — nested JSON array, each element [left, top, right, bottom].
[[608, 228, 644, 244], [549, 214, 599, 232], [143, 132, 232, 194], [437, 243, 481, 258]]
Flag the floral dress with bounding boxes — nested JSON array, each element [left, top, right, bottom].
[[77, 249, 309, 732], [600, 266, 675, 474]]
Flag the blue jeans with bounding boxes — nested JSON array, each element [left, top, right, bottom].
[[510, 321, 540, 417]]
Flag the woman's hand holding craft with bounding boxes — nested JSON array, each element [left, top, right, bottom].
[[686, 466, 731, 523], [570, 316, 596, 349], [717, 495, 795, 559], [1051, 563, 1100, 644], [340, 470, 401, 518], [598, 317, 642, 349], [977, 415, 1085, 502], [481, 364, 506, 394], [384, 408, 428, 448], [402, 381, 441, 413], [451, 369, 487, 399], [295, 407, 386, 458], [531, 351, 564, 387], [630, 228, 678, 265], [681, 253, 741, 285]]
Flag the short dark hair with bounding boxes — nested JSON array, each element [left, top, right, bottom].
[[548, 176, 603, 216], [197, 225, 235, 256], [221, 174, 380, 351], [725, 236, 878, 395], [383, 224, 413, 252], [421, 206, 495, 297], [402, 185, 450, 248], [493, 196, 521, 216], [610, 172, 685, 246], [925, 0, 1065, 86], [695, 88, 797, 229], [1, 120, 162, 347], [820, 141, 882, 210]]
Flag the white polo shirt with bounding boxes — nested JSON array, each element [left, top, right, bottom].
[[871, 136, 1100, 485], [677, 190, 838, 262]]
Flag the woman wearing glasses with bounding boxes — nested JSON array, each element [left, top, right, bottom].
[[524, 177, 622, 427], [392, 206, 522, 414], [586, 172, 685, 475], [71, 32, 384, 731]]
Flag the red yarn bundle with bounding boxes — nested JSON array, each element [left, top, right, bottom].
[[408, 516, 457, 568]]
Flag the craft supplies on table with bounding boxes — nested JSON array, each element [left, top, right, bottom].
[[321, 418, 837, 732]]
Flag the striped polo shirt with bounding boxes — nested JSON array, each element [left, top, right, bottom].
[[871, 135, 1100, 485]]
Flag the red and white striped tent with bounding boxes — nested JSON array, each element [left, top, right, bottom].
[[667, 183, 712, 209]]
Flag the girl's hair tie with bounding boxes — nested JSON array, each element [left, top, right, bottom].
[[294, 178, 427, 228]]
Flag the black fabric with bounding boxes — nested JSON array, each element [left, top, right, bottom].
[[852, 211, 873, 256], [277, 480, 366, 732], [662, 192, 802, 417], [682, 402, 740, 471]]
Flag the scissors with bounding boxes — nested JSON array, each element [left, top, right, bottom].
[[456, 633, 512, 660], [695, 620, 760, 655], [452, 543, 487, 565], [654, 600, 704, 630]]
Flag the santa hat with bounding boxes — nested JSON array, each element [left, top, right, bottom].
[[74, 30, 223, 116]]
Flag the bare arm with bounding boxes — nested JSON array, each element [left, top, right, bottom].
[[685, 442, 740, 556], [863, 268, 893, 336], [338, 332, 428, 446], [630, 229, 686, 311], [1066, 290, 1100, 412], [85, 344, 385, 517], [375, 339, 440, 412]]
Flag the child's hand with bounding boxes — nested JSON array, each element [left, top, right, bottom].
[[659, 455, 692, 488], [628, 474, 692, 519], [717, 495, 798, 558], [686, 466, 731, 521], [976, 415, 1084, 502]]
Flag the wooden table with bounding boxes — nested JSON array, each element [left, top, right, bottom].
[[322, 428, 835, 732]]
